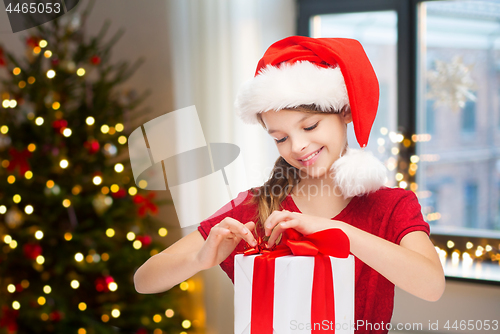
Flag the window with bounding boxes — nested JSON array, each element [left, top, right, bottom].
[[418, 0, 499, 234], [461, 100, 476, 134], [299, 0, 500, 283], [464, 182, 479, 228]]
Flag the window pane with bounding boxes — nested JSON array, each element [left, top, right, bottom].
[[461, 100, 476, 133], [464, 182, 479, 228], [311, 11, 398, 186], [426, 99, 436, 134], [418, 1, 500, 231]]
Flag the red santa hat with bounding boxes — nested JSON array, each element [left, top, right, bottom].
[[235, 36, 388, 198]]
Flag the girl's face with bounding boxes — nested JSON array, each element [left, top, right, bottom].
[[261, 108, 352, 179]]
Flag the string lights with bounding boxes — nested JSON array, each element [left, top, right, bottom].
[[377, 127, 500, 282], [0, 17, 194, 334]]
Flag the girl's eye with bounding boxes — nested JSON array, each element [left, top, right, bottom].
[[275, 136, 288, 144], [304, 122, 319, 131]]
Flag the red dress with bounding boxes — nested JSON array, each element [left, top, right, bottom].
[[197, 186, 430, 334]]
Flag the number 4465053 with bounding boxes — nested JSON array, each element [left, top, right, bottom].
[[444, 320, 499, 331], [5, 2, 61, 14]]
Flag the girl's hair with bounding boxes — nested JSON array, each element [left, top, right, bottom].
[[249, 104, 344, 243]]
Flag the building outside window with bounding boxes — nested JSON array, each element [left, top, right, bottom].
[[426, 99, 436, 135], [461, 100, 476, 134]]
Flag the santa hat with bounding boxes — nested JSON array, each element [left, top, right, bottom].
[[235, 36, 387, 198]]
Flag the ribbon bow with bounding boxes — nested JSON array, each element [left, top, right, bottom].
[[242, 228, 350, 258], [238, 228, 350, 334]]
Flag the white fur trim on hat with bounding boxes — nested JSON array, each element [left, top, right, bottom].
[[235, 61, 350, 124], [332, 148, 388, 198]]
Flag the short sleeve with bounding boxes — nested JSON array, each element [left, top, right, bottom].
[[389, 190, 430, 245], [197, 189, 257, 283], [197, 189, 255, 238]]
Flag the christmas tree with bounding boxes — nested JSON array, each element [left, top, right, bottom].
[[0, 2, 196, 333]]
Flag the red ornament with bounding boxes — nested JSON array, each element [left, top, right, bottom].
[[136, 235, 152, 247], [95, 275, 114, 292], [51, 58, 60, 66], [26, 36, 40, 48], [23, 243, 42, 260], [52, 119, 68, 133], [0, 48, 5, 67], [94, 276, 106, 292], [136, 329, 148, 334], [90, 55, 101, 65], [111, 188, 127, 199], [0, 305, 18, 333], [49, 310, 63, 322], [49, 310, 64, 321], [15, 284, 23, 293], [84, 139, 100, 154], [133, 193, 158, 217], [7, 147, 32, 175]]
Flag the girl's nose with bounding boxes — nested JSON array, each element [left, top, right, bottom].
[[291, 136, 308, 154]]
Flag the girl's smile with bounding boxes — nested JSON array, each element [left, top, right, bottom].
[[297, 146, 324, 166]]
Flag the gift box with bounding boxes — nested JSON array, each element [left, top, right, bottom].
[[234, 229, 355, 334]]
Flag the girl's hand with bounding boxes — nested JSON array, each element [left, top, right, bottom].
[[196, 217, 257, 270], [264, 210, 334, 247]]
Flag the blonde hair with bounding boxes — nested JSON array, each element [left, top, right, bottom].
[[249, 104, 344, 243]]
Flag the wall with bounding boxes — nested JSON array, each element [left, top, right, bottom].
[[392, 280, 500, 333]]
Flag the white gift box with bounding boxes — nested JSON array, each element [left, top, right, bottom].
[[234, 254, 355, 334]]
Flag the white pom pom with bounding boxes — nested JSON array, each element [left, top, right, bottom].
[[331, 148, 388, 198]]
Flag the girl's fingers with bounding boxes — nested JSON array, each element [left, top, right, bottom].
[[244, 221, 256, 234], [245, 220, 256, 226], [267, 218, 299, 247], [214, 218, 257, 246], [264, 210, 293, 236], [214, 227, 231, 238], [263, 210, 281, 236], [240, 221, 257, 246], [242, 221, 257, 246]]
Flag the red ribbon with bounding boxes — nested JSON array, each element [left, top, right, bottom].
[[238, 228, 350, 334]]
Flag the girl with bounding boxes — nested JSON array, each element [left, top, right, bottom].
[[134, 36, 445, 333]]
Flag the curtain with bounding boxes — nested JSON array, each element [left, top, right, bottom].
[[165, 1, 296, 333]]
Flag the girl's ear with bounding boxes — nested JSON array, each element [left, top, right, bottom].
[[342, 106, 353, 124]]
